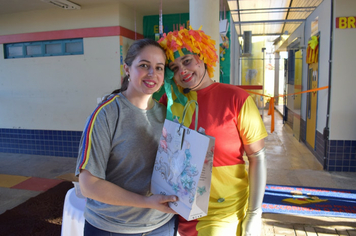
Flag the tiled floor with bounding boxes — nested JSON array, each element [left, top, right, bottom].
[[0, 154, 77, 215], [0, 110, 355, 235]]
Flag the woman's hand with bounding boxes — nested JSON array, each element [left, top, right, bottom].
[[145, 194, 178, 214]]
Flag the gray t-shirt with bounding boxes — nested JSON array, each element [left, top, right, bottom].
[[75, 93, 173, 233]]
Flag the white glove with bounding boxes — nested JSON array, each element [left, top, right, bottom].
[[241, 208, 262, 236], [241, 147, 267, 236]]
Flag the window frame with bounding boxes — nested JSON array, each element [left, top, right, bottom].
[[4, 38, 83, 59]]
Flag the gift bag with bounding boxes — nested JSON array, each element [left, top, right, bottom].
[[151, 100, 215, 221]]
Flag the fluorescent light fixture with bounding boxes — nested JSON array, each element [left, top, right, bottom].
[[41, 0, 81, 10], [227, 0, 237, 11]]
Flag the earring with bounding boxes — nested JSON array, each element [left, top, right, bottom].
[[127, 75, 130, 82]]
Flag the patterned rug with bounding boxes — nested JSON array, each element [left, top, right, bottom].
[[262, 184, 356, 218]]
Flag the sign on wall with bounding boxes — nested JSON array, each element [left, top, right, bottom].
[[143, 13, 190, 40], [335, 16, 356, 29]]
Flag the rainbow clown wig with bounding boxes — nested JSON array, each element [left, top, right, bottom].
[[158, 26, 218, 78]]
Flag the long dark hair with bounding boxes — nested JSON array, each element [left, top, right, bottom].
[[107, 38, 166, 98]]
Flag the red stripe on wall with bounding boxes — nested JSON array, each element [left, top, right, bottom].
[[236, 85, 263, 90], [0, 26, 143, 44], [335, 17, 339, 28]]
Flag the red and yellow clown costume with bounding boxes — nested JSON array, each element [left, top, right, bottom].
[[156, 27, 268, 236]]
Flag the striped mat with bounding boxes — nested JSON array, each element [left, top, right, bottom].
[[262, 184, 356, 218]]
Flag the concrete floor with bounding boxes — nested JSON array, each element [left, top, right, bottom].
[[0, 110, 356, 235]]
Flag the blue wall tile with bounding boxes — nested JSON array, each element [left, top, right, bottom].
[[337, 140, 344, 146], [0, 128, 82, 158], [323, 139, 356, 172]]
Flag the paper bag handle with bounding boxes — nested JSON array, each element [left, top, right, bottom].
[[180, 100, 199, 131]]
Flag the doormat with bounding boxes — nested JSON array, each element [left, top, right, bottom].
[[262, 184, 356, 218]]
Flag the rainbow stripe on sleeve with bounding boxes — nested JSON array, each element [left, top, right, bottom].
[[78, 95, 119, 170]]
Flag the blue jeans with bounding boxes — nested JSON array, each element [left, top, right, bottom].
[[84, 215, 178, 236]]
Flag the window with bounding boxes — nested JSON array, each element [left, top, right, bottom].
[[4, 38, 83, 59], [287, 50, 295, 85], [286, 39, 301, 85]]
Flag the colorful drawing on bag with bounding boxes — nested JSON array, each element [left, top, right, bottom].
[[197, 186, 206, 196], [155, 127, 201, 203]]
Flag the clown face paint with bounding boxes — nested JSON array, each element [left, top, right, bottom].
[[168, 54, 212, 91]]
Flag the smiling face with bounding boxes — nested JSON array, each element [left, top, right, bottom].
[[124, 45, 166, 97], [168, 54, 212, 91]]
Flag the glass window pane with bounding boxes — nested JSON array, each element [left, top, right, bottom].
[[8, 46, 23, 57], [65, 42, 82, 53], [45, 43, 62, 54], [5, 38, 83, 59], [26, 45, 42, 56]]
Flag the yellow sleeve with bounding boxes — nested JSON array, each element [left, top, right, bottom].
[[237, 96, 268, 145]]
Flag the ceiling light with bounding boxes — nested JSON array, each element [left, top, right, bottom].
[[227, 0, 237, 11], [41, 0, 81, 10]]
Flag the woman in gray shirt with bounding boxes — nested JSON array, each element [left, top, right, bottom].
[[76, 38, 178, 236]]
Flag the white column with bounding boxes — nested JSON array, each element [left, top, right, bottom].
[[189, 0, 220, 82], [274, 52, 280, 105], [230, 16, 239, 85]]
